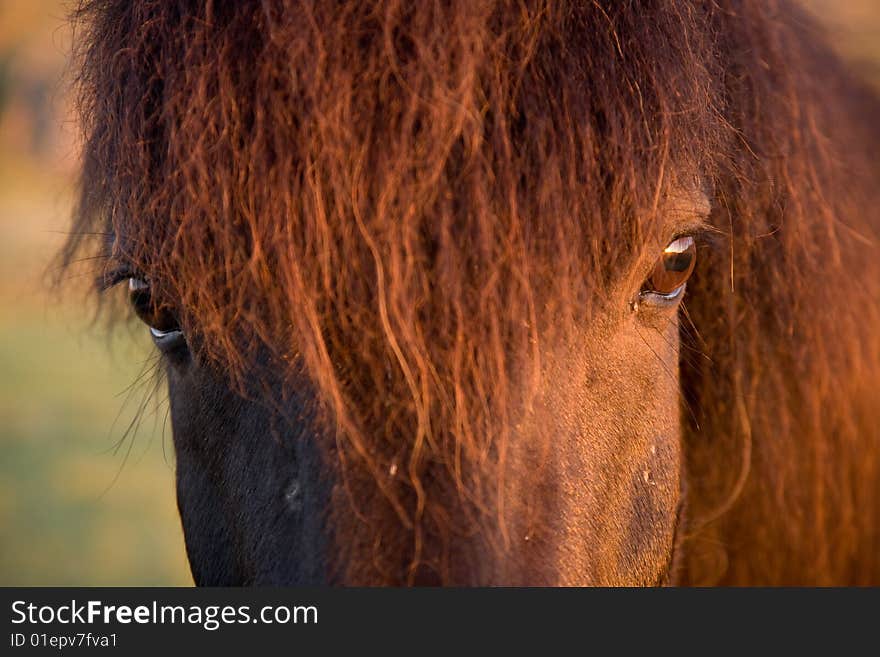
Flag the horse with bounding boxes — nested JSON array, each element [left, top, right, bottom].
[[61, 0, 880, 585]]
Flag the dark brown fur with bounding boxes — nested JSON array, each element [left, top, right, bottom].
[[63, 0, 880, 584]]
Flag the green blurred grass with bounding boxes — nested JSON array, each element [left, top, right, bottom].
[[0, 6, 192, 583], [0, 0, 876, 586], [0, 151, 192, 584], [0, 315, 191, 585]]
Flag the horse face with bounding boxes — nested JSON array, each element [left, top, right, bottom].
[[163, 349, 331, 585], [74, 0, 733, 586], [514, 292, 685, 585], [141, 191, 705, 586], [65, 0, 880, 588]]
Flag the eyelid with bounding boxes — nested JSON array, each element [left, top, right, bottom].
[[640, 283, 686, 304], [681, 225, 723, 250], [668, 225, 705, 244], [97, 265, 138, 293], [656, 226, 722, 264]]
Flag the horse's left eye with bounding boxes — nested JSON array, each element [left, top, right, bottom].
[[642, 235, 697, 299], [127, 277, 184, 346]]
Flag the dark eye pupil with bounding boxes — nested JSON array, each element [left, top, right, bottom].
[[645, 236, 697, 295], [129, 288, 151, 314], [128, 279, 179, 332], [663, 250, 693, 273]]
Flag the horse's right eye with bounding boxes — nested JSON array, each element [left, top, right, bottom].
[[127, 278, 184, 346]]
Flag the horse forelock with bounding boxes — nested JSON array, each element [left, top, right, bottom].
[[63, 0, 880, 584]]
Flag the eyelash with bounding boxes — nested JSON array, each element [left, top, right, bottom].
[[98, 265, 139, 293]]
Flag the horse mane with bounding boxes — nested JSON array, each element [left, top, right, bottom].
[[62, 0, 880, 584]]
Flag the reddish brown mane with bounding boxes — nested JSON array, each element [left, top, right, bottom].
[[63, 0, 880, 584]]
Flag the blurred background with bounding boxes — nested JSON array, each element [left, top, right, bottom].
[[0, 1, 878, 586], [0, 0, 191, 584]]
